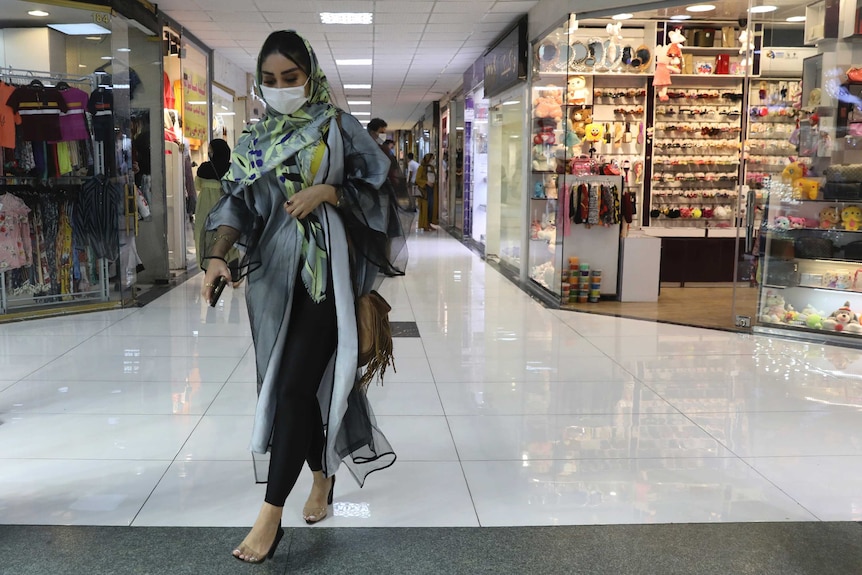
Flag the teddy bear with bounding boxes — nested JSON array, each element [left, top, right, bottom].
[[759, 290, 786, 323], [820, 206, 840, 229], [828, 301, 860, 332], [567, 76, 589, 106], [534, 93, 563, 121], [534, 117, 557, 145], [666, 28, 685, 73], [842, 205, 862, 231], [532, 145, 554, 172], [570, 106, 592, 139]]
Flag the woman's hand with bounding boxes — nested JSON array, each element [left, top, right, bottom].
[[201, 258, 231, 304], [283, 184, 337, 219]]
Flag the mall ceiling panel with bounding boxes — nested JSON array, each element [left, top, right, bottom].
[[377, 2, 434, 13]]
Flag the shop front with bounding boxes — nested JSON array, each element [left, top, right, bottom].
[[0, 0, 166, 319], [506, 0, 862, 343]]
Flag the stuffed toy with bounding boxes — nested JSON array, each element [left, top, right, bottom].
[[533, 180, 546, 198], [534, 93, 563, 120], [784, 305, 800, 324], [567, 76, 588, 105], [806, 313, 824, 330], [654, 44, 672, 102], [583, 122, 605, 142], [564, 117, 581, 150], [544, 174, 558, 199], [819, 206, 840, 229], [837, 271, 853, 290], [532, 145, 554, 172], [781, 161, 819, 200], [829, 301, 858, 332], [788, 216, 806, 229], [773, 215, 790, 230], [759, 290, 786, 323], [534, 117, 557, 145], [570, 106, 592, 139], [842, 205, 862, 231], [666, 29, 685, 73]]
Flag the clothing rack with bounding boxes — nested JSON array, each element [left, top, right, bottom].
[[0, 66, 96, 89]]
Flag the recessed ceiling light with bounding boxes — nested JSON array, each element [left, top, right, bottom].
[[612, 13, 633, 20], [100, 56, 113, 60], [86, 36, 103, 41], [786, 15, 806, 21], [117, 48, 131, 52], [336, 59, 372, 66], [28, 10, 50, 17], [347, 100, 371, 105], [671, 14, 692, 20], [686, 4, 715, 12], [344, 84, 372, 89], [78, 64, 87, 68], [749, 4, 777, 12], [49, 23, 112, 36], [320, 12, 372, 25]]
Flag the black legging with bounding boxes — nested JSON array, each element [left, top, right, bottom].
[[264, 270, 337, 507]]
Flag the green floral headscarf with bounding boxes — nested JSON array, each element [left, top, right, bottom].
[[226, 30, 338, 303]]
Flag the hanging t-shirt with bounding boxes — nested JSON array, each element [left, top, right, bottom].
[[163, 72, 175, 109], [0, 192, 32, 272], [0, 82, 20, 149], [57, 86, 90, 141], [88, 87, 113, 142], [6, 84, 68, 142]]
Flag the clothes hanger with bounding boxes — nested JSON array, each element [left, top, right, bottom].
[[29, 79, 44, 88], [56, 81, 70, 90]]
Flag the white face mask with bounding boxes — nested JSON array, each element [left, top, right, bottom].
[[376, 134, 386, 144], [260, 81, 308, 115]]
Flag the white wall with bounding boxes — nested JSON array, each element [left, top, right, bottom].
[[213, 53, 247, 96], [3, 28, 66, 72]]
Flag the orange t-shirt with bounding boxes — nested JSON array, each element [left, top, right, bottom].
[[0, 82, 20, 149]]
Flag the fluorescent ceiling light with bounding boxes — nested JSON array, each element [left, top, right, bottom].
[[786, 15, 806, 21], [670, 14, 692, 20], [100, 56, 113, 60], [502, 100, 520, 105], [86, 36, 103, 41], [348, 100, 371, 105], [344, 84, 371, 89], [749, 4, 777, 12], [187, 101, 208, 105], [336, 59, 372, 66], [686, 4, 715, 12], [28, 10, 50, 17], [117, 48, 131, 52], [216, 112, 236, 116], [612, 13, 633, 20], [320, 12, 372, 24], [353, 112, 371, 116], [78, 64, 87, 68], [220, 105, 229, 110], [49, 23, 112, 35]]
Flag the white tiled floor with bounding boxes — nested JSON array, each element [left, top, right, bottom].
[[3, 230, 862, 527]]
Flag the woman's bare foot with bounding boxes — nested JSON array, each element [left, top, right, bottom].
[[303, 471, 334, 523], [233, 502, 283, 562]]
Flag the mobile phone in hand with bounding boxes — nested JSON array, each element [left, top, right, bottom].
[[209, 276, 228, 307]]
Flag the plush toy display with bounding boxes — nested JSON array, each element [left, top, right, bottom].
[[570, 106, 593, 139], [773, 215, 790, 230], [828, 301, 860, 332], [842, 205, 862, 231], [788, 216, 806, 229], [533, 117, 557, 145], [544, 174, 558, 199], [567, 76, 588, 105], [759, 290, 786, 324], [534, 92, 563, 121], [532, 145, 554, 172], [819, 206, 840, 229]]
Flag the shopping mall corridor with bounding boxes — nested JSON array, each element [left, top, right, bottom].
[[2, 228, 862, 574]]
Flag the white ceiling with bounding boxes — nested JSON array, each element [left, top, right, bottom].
[[155, 0, 538, 129]]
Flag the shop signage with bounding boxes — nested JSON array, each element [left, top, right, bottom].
[[463, 57, 484, 93], [483, 16, 527, 99], [183, 71, 208, 141]]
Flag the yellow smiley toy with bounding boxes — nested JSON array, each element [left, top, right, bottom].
[[583, 122, 605, 142], [842, 205, 862, 231]]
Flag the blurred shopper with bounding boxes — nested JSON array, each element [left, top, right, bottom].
[[415, 153, 436, 231]]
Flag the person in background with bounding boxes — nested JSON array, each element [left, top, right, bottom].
[[194, 139, 238, 272], [406, 152, 419, 212], [200, 30, 398, 564], [415, 153, 436, 231], [367, 117, 387, 144]]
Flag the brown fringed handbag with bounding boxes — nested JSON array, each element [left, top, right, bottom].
[[356, 290, 395, 390]]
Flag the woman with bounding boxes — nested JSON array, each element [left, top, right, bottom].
[[194, 139, 237, 270], [200, 30, 398, 564], [414, 153, 436, 231]]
